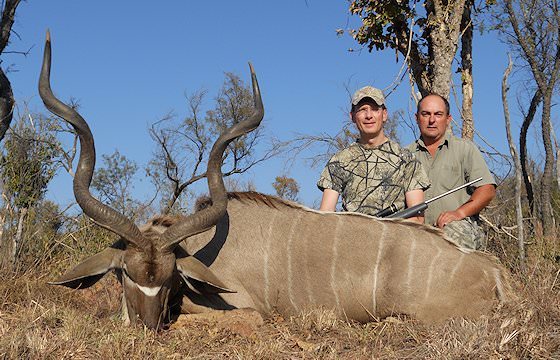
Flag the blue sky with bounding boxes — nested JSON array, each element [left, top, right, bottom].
[[3, 1, 533, 209]]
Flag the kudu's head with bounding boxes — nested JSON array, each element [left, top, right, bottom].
[[39, 31, 264, 330]]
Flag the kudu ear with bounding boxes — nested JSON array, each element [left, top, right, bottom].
[[49, 247, 123, 289], [176, 256, 234, 294]]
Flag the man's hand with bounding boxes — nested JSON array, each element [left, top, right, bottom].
[[436, 210, 466, 228], [436, 184, 496, 228]]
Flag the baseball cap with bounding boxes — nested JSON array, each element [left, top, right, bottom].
[[351, 86, 386, 106]]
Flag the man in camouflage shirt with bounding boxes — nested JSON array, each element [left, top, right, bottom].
[[408, 94, 496, 249], [317, 86, 430, 223]]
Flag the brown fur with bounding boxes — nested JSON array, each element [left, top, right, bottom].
[[195, 192, 476, 251], [154, 191, 516, 304], [176, 191, 515, 323]]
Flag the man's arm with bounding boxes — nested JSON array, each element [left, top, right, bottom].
[[319, 188, 339, 212], [436, 184, 496, 228], [405, 189, 425, 223]]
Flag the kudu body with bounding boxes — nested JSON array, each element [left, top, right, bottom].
[[155, 193, 511, 323], [41, 33, 511, 330]]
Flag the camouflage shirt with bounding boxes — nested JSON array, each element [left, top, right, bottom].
[[317, 139, 430, 216]]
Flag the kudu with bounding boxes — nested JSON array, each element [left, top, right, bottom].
[[42, 33, 512, 330]]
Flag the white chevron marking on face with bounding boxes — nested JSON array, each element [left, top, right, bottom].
[[122, 267, 162, 297], [136, 284, 162, 297]]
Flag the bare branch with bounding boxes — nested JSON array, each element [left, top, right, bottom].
[[149, 73, 285, 214], [502, 53, 526, 269]]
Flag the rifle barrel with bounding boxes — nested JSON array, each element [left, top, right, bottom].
[[382, 177, 483, 219], [425, 177, 482, 204]]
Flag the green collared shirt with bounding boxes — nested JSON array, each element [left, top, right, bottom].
[[318, 139, 430, 216], [407, 131, 496, 225]]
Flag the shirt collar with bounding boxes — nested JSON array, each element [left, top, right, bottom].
[[355, 138, 392, 150], [416, 130, 451, 151]]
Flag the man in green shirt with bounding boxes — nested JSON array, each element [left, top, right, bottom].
[[408, 94, 496, 249], [318, 86, 430, 223]]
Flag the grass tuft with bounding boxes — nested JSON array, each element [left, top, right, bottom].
[[0, 250, 558, 359]]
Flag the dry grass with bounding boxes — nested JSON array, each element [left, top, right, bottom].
[[0, 254, 558, 359]]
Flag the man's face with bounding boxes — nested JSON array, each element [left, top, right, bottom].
[[351, 98, 387, 139], [416, 95, 451, 144]]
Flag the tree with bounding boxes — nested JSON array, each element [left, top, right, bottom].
[[501, 55, 525, 270], [0, 114, 60, 267], [350, 1, 467, 96], [149, 72, 283, 213], [17, 199, 65, 268], [460, 0, 475, 139], [519, 90, 541, 221], [91, 149, 139, 218], [0, 0, 24, 143], [494, 0, 560, 238], [273, 175, 300, 201], [348, 1, 492, 139]]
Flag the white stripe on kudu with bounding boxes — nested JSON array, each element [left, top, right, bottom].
[[371, 221, 387, 314], [263, 212, 277, 311], [406, 226, 416, 293], [330, 216, 341, 309], [424, 243, 443, 300], [287, 212, 302, 311], [330, 216, 342, 311]]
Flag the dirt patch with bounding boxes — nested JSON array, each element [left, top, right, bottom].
[[171, 308, 264, 337]]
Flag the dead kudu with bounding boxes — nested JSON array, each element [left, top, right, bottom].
[[41, 33, 512, 330]]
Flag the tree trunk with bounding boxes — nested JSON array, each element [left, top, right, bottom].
[[520, 90, 541, 222], [554, 131, 560, 202], [540, 93, 556, 239], [0, 201, 7, 243], [460, 0, 474, 140], [0, 69, 14, 142], [0, 192, 10, 265], [12, 206, 28, 267], [504, 0, 560, 239], [425, 0, 468, 97], [0, 0, 23, 143], [502, 56, 525, 271]]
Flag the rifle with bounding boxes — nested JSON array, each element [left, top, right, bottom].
[[375, 177, 483, 219]]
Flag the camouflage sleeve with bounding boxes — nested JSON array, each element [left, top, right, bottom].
[[317, 156, 346, 194], [400, 149, 431, 193], [407, 158, 431, 192]]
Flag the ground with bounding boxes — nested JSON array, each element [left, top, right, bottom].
[[0, 262, 558, 359]]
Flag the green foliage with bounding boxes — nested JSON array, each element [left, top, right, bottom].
[[0, 115, 60, 209], [15, 200, 64, 269], [272, 176, 300, 201], [348, 0, 497, 96], [349, 0, 422, 52], [91, 149, 138, 217], [149, 70, 278, 213], [206, 72, 263, 169]]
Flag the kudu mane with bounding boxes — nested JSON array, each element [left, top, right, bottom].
[[174, 191, 467, 251]]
